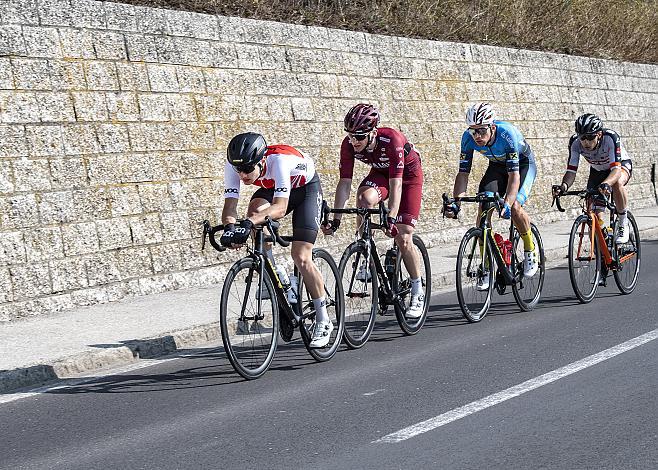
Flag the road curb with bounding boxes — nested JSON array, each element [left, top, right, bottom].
[[2, 226, 657, 394]]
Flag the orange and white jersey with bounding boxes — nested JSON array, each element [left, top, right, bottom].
[[224, 144, 316, 199]]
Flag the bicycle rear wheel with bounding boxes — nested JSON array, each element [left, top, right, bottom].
[[298, 248, 345, 361], [456, 228, 493, 322], [338, 241, 378, 349], [568, 215, 600, 303], [613, 211, 641, 294], [393, 235, 431, 334], [220, 258, 278, 380], [512, 223, 545, 311]]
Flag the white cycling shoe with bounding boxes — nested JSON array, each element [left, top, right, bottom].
[[523, 246, 539, 278], [407, 294, 425, 318], [615, 220, 630, 244], [476, 271, 490, 291], [309, 320, 334, 348]]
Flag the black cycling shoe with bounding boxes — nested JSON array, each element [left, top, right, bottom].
[[278, 312, 294, 342]]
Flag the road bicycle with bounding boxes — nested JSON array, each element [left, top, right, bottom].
[[443, 192, 545, 322], [327, 202, 431, 348], [202, 218, 345, 379], [553, 188, 641, 303]]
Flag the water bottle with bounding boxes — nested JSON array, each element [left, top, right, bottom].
[[384, 248, 397, 275], [494, 233, 512, 266], [288, 274, 298, 304]]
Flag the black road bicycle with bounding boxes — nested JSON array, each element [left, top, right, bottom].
[[327, 202, 431, 348], [202, 218, 345, 379], [553, 188, 641, 303], [443, 192, 545, 322]]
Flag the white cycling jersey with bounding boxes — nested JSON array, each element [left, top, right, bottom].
[[224, 144, 316, 199], [567, 129, 630, 173]]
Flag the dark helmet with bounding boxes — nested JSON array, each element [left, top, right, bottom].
[[344, 103, 380, 134], [227, 132, 267, 170], [575, 113, 603, 135]]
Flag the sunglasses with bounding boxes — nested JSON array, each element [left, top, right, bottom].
[[468, 126, 490, 137], [348, 133, 369, 142], [579, 133, 598, 141], [234, 164, 256, 174]]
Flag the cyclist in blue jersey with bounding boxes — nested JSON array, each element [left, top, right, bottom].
[[444, 102, 539, 288]]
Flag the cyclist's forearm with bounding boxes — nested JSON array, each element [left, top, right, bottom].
[[332, 179, 352, 220], [505, 171, 520, 205], [388, 178, 402, 218], [561, 172, 576, 189], [248, 198, 287, 225], [453, 172, 469, 198], [221, 198, 239, 225]]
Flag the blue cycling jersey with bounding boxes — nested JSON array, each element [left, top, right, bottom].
[[459, 121, 535, 173]]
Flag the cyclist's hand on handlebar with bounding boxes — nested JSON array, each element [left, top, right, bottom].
[[552, 183, 567, 197], [499, 201, 512, 219], [321, 218, 340, 236], [229, 219, 253, 247], [219, 223, 236, 247], [442, 200, 460, 219], [598, 182, 612, 197], [384, 216, 399, 238]]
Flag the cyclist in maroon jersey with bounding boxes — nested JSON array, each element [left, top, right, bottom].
[[322, 103, 425, 317]]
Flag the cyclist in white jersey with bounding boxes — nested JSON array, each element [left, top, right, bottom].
[[221, 132, 332, 347], [552, 114, 633, 243]]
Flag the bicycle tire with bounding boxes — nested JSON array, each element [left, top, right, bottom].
[[456, 227, 493, 322], [298, 248, 346, 361], [511, 223, 545, 311], [338, 241, 378, 349], [393, 235, 431, 334], [568, 215, 600, 303], [613, 211, 641, 294], [220, 257, 278, 380]]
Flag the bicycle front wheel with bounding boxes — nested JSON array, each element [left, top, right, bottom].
[[393, 235, 431, 335], [338, 241, 378, 349], [298, 248, 345, 361], [220, 258, 278, 380], [512, 223, 545, 311], [456, 228, 493, 322], [568, 215, 600, 303], [613, 211, 641, 294]]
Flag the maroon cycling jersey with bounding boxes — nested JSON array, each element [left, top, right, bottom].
[[339, 127, 422, 180]]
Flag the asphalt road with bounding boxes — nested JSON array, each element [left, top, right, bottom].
[[2, 242, 657, 470]]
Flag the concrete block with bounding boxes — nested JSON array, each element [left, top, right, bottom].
[[137, 182, 173, 212], [0, 91, 41, 123], [96, 217, 133, 250], [115, 246, 153, 279], [22, 26, 61, 58], [159, 211, 191, 241], [36, 92, 76, 122], [0, 25, 27, 56], [125, 33, 159, 62], [92, 31, 127, 60], [68, 0, 107, 29], [12, 58, 53, 90], [62, 124, 99, 155], [72, 188, 111, 220], [109, 185, 142, 216], [38, 190, 76, 223], [0, 160, 12, 193], [26, 124, 64, 156], [129, 213, 163, 245], [0, 125, 28, 157], [104, 1, 138, 32], [85, 61, 120, 91], [150, 243, 183, 273], [147, 64, 179, 92], [0, 194, 40, 228], [58, 28, 95, 59], [62, 221, 99, 256], [84, 252, 121, 287], [134, 6, 168, 35], [49, 157, 87, 189], [166, 94, 196, 121], [175, 67, 205, 93], [0, 231, 26, 265], [48, 60, 86, 91], [9, 263, 52, 299], [96, 123, 130, 153], [1, 0, 39, 25], [0, 267, 12, 303], [116, 63, 150, 92], [165, 10, 219, 41], [13, 158, 51, 191], [257, 45, 289, 71], [106, 92, 139, 121], [50, 257, 88, 291], [138, 93, 170, 121], [291, 97, 315, 121], [37, 0, 72, 26], [343, 52, 380, 77], [72, 91, 108, 121]]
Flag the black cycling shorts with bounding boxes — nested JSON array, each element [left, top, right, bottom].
[[587, 160, 633, 190], [478, 162, 536, 205], [251, 173, 322, 244]]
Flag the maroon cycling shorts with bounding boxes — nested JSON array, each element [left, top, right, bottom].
[[358, 169, 423, 227]]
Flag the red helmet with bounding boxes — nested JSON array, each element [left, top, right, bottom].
[[344, 103, 380, 134]]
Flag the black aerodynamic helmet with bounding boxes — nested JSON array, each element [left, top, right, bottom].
[[227, 132, 267, 171], [575, 113, 603, 135]]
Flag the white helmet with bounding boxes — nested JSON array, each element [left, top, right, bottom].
[[466, 102, 495, 126]]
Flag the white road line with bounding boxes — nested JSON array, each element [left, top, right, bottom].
[[375, 328, 658, 444]]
